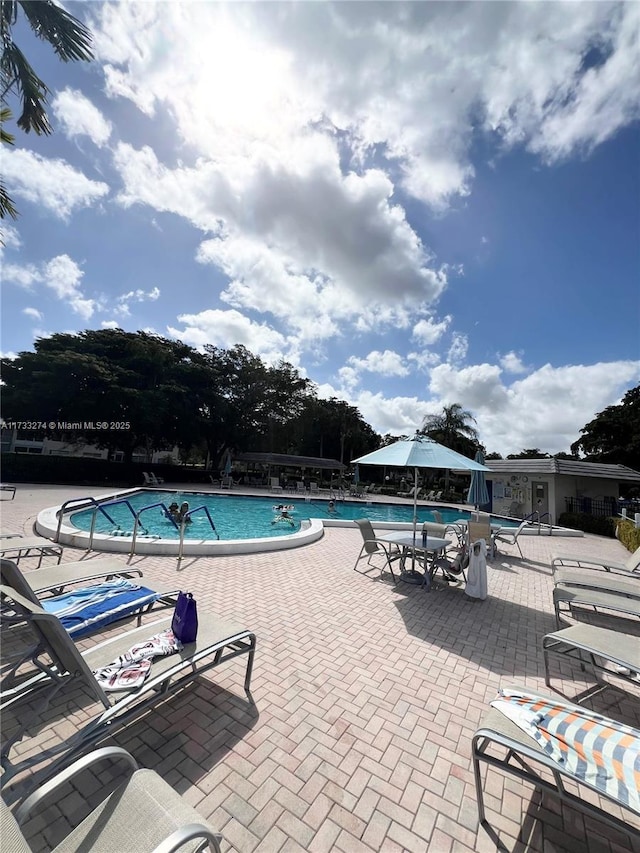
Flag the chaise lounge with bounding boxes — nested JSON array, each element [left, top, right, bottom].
[[0, 585, 257, 792], [0, 536, 63, 569]]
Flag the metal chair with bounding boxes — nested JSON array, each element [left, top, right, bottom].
[[353, 519, 403, 583]]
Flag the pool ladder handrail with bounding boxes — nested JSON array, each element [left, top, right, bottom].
[[177, 506, 219, 564], [129, 502, 180, 559], [55, 497, 118, 545], [87, 498, 155, 552], [521, 509, 554, 535]]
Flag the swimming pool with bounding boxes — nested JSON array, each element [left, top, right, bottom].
[[66, 490, 518, 541], [36, 488, 580, 557]]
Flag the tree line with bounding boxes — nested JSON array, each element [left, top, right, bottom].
[[1, 329, 637, 472], [0, 329, 380, 467]]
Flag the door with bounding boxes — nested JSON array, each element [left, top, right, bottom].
[[531, 481, 549, 521]]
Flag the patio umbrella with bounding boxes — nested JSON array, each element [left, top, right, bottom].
[[353, 465, 360, 486], [223, 451, 232, 477], [353, 433, 490, 561], [467, 449, 489, 510]]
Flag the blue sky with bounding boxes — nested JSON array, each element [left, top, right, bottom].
[[2, 1, 639, 456]]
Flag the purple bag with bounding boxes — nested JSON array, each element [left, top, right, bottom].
[[171, 592, 198, 643]]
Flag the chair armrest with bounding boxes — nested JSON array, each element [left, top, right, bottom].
[[15, 747, 139, 824], [153, 825, 223, 853]]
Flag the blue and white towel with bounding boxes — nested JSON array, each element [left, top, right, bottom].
[[42, 578, 160, 638]]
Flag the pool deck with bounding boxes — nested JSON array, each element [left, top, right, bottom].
[[2, 484, 639, 853]]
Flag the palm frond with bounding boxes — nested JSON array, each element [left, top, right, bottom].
[[17, 0, 93, 62], [1, 40, 51, 133]]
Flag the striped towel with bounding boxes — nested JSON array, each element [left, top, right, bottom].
[[42, 578, 160, 638], [491, 687, 640, 814]]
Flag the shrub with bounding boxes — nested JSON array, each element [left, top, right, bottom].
[[615, 519, 640, 552], [557, 512, 618, 538]]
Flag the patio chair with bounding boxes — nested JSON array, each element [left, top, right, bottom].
[[353, 519, 403, 583], [220, 475, 233, 489], [1, 746, 223, 851], [492, 520, 530, 558], [1, 559, 179, 639], [270, 477, 283, 493], [542, 623, 640, 694], [551, 545, 640, 577], [467, 520, 496, 560], [397, 484, 419, 499], [0, 536, 63, 569], [0, 484, 16, 500], [0, 585, 257, 789], [472, 684, 640, 843], [150, 470, 165, 484], [309, 481, 320, 494], [553, 584, 640, 629]]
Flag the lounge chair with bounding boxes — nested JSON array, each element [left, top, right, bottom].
[[220, 475, 233, 489], [1, 559, 179, 639], [553, 584, 640, 629], [492, 520, 530, 558], [542, 623, 640, 693], [270, 476, 283, 493], [0, 484, 16, 500], [353, 519, 403, 583], [0, 585, 257, 789], [1, 746, 223, 851], [472, 684, 640, 843], [397, 484, 419, 499], [553, 567, 640, 599], [0, 536, 63, 569], [551, 545, 640, 576], [1, 556, 143, 597], [309, 481, 320, 494]]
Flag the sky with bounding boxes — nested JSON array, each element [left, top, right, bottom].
[[2, 1, 639, 457]]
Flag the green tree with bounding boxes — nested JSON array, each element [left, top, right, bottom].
[[419, 403, 482, 494], [1, 0, 93, 220], [506, 448, 551, 459], [571, 385, 640, 469]]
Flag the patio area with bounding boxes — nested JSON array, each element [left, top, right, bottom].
[[2, 484, 639, 853]]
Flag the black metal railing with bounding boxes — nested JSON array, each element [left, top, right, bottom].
[[564, 497, 619, 517]]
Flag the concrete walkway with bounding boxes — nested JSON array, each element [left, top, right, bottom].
[[2, 484, 639, 853]]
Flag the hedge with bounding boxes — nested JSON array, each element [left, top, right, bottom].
[[615, 519, 640, 553], [557, 512, 618, 538]]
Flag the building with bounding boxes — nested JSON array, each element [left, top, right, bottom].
[[483, 458, 640, 523]]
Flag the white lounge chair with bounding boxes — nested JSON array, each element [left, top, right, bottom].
[[270, 477, 283, 493], [1, 746, 223, 851], [0, 484, 16, 500], [551, 545, 640, 576], [0, 585, 257, 788], [0, 536, 63, 568]]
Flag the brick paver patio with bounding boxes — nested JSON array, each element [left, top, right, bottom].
[[2, 484, 639, 852]]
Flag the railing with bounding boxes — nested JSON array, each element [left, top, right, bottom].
[[55, 497, 118, 544], [177, 505, 219, 563], [564, 497, 619, 517], [87, 498, 153, 552], [520, 510, 553, 534], [129, 502, 179, 559]]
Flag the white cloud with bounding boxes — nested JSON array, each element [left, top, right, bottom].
[[115, 286, 161, 317], [101, 320, 120, 329], [22, 307, 43, 321], [500, 351, 528, 374], [52, 88, 113, 147], [412, 316, 451, 346], [0, 224, 21, 253], [347, 350, 409, 378], [4, 255, 97, 320], [2, 149, 109, 219], [168, 308, 291, 365], [447, 333, 469, 365]]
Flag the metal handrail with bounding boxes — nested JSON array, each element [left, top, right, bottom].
[[537, 512, 553, 534], [129, 502, 179, 559], [177, 505, 219, 563], [55, 497, 117, 544], [89, 498, 151, 552]]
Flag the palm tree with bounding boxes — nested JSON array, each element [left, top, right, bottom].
[[419, 403, 481, 495], [0, 106, 17, 222], [1, 0, 93, 136]]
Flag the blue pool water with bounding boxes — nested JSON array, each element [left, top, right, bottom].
[[69, 490, 518, 541]]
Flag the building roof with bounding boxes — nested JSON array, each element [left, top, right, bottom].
[[233, 452, 346, 470], [484, 458, 640, 482]]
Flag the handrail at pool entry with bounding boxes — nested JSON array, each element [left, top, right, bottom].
[[129, 502, 178, 559], [56, 496, 118, 544], [177, 505, 219, 563], [89, 497, 150, 552]]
